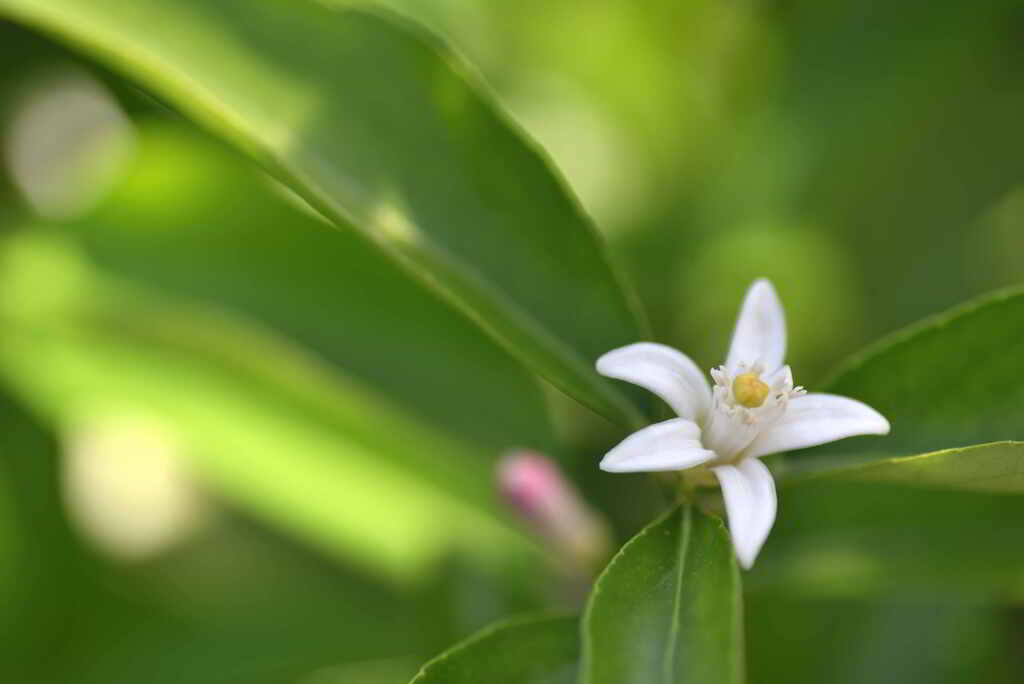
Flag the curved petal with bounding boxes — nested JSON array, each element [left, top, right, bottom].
[[713, 458, 777, 569], [596, 342, 712, 421], [743, 393, 891, 460], [763, 364, 794, 389], [725, 279, 786, 375], [599, 418, 715, 473]]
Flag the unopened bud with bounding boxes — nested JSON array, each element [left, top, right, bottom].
[[498, 450, 610, 574]]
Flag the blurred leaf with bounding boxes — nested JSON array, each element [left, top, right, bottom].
[[777, 287, 1024, 476], [65, 121, 555, 453], [751, 481, 1024, 601], [53, 517, 433, 684], [746, 593, 1016, 684], [0, 385, 91, 681], [2, 374, 489, 684], [0, 231, 530, 581], [784, 441, 1024, 493], [0, 0, 648, 427], [581, 505, 743, 684], [3, 475, 522, 683], [410, 615, 578, 684]]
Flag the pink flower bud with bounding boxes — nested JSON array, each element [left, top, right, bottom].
[[498, 450, 609, 574]]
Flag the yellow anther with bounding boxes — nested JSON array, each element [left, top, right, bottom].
[[732, 372, 770, 408]]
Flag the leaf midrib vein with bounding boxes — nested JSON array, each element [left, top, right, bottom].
[[662, 505, 691, 682]]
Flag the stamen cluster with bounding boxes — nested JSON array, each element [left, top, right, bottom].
[[703, 362, 805, 463]]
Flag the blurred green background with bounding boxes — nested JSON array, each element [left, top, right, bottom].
[[1, 0, 1023, 682]]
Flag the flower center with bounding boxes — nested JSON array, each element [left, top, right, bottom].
[[732, 372, 770, 408]]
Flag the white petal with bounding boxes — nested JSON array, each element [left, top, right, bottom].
[[743, 393, 890, 460], [725, 279, 786, 375], [763, 364, 793, 389], [701, 405, 762, 462], [599, 418, 715, 473], [713, 458, 777, 569], [596, 342, 712, 421]]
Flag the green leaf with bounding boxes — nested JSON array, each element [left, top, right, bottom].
[[65, 120, 556, 453], [778, 287, 1024, 478], [0, 0, 648, 427], [581, 505, 744, 684], [781, 441, 1024, 493], [747, 593, 1013, 684], [827, 286, 1024, 450], [751, 480, 1024, 600], [0, 386, 92, 680], [0, 231, 529, 581], [410, 615, 578, 684]]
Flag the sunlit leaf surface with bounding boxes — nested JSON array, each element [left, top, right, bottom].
[[0, 232, 529, 581], [0, 0, 648, 426], [63, 121, 556, 454], [782, 442, 1024, 493]]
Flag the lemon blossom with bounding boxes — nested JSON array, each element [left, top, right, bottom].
[[596, 279, 890, 568]]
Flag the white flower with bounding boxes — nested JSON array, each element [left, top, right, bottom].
[[596, 279, 890, 568]]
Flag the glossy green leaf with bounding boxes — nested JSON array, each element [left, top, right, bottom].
[[65, 120, 555, 453], [778, 287, 1024, 477], [581, 505, 744, 684], [782, 441, 1024, 493], [0, 0, 648, 427], [410, 615, 578, 684], [0, 231, 528, 581]]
